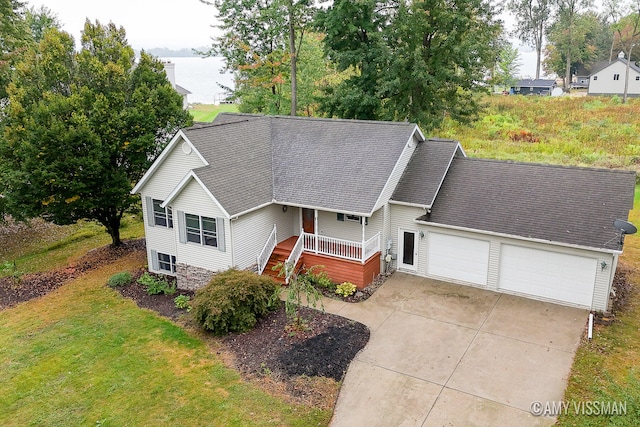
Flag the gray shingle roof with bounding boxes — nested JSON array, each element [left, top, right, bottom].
[[392, 138, 461, 207], [182, 113, 420, 216], [183, 119, 273, 216], [512, 79, 557, 88], [589, 58, 640, 75], [419, 158, 636, 251]]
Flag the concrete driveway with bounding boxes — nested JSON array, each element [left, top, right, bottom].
[[324, 272, 587, 427]]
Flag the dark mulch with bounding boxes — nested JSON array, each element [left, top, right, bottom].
[[222, 303, 369, 382], [0, 239, 146, 310], [115, 272, 194, 321]]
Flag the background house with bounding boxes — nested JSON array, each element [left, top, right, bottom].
[[163, 61, 191, 109], [510, 79, 557, 95], [588, 54, 640, 97]]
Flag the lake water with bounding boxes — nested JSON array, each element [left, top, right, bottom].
[[160, 56, 235, 105]]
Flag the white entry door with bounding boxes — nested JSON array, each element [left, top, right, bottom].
[[399, 229, 418, 271]]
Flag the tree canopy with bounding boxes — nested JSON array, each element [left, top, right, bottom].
[[0, 21, 192, 245], [317, 0, 502, 131]]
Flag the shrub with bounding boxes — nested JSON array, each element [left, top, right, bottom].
[[174, 294, 191, 310], [108, 271, 132, 288], [303, 266, 335, 290], [137, 272, 177, 295], [335, 282, 357, 297], [191, 268, 278, 335]]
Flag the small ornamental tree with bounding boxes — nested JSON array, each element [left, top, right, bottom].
[[0, 21, 192, 245]]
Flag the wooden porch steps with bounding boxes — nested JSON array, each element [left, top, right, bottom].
[[262, 236, 302, 284]]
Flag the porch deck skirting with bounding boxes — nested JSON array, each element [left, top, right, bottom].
[[301, 251, 381, 289]]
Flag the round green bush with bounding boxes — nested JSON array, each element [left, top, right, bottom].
[[191, 268, 278, 335], [108, 271, 133, 288]]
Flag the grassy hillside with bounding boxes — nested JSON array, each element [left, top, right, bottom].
[[436, 95, 640, 176], [190, 103, 238, 122]]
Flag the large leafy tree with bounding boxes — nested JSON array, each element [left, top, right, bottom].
[[318, 0, 501, 131], [0, 0, 29, 100], [507, 0, 550, 79], [1, 22, 192, 245], [205, 0, 316, 115], [613, 2, 640, 102], [492, 44, 522, 89]]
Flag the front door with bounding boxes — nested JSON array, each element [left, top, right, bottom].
[[399, 229, 418, 271], [302, 208, 315, 234]]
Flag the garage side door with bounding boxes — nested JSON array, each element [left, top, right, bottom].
[[499, 245, 597, 307], [427, 233, 490, 286]]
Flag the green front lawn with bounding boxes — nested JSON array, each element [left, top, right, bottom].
[[0, 254, 329, 426]]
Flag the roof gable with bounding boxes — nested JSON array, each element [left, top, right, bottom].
[[391, 138, 464, 208], [422, 158, 636, 251], [589, 58, 640, 75]]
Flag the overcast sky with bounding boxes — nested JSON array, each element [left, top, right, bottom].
[[26, 0, 219, 50]]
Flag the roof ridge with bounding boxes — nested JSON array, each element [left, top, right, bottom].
[[218, 112, 417, 127], [456, 157, 636, 175]]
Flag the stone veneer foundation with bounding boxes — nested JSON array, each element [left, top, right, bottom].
[[176, 263, 215, 291]]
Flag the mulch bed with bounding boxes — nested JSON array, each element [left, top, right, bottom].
[[0, 239, 146, 310], [222, 304, 369, 381]]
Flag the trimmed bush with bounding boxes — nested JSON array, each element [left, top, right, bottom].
[[191, 268, 278, 335], [108, 271, 132, 288], [335, 282, 357, 297]]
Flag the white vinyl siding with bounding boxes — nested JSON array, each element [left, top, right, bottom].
[[389, 203, 615, 311], [232, 204, 297, 270], [589, 60, 640, 96], [171, 179, 232, 272], [317, 208, 383, 242]]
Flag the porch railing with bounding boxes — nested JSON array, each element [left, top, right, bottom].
[[256, 224, 277, 275], [302, 231, 380, 264], [285, 234, 305, 284]]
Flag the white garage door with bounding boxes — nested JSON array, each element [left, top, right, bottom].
[[427, 233, 490, 286], [499, 245, 597, 307]]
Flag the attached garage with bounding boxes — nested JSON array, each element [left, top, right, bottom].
[[498, 245, 597, 308], [427, 232, 490, 286]]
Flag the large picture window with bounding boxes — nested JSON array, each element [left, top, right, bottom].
[[185, 214, 218, 247]]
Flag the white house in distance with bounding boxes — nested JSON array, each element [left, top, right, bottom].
[[163, 61, 191, 109], [588, 53, 640, 97], [131, 113, 636, 313]]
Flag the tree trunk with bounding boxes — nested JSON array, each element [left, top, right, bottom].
[[289, 1, 297, 117], [564, 51, 572, 93], [535, 44, 542, 80], [623, 46, 634, 103], [101, 214, 122, 246]]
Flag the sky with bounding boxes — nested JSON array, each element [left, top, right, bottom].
[[26, 0, 541, 77], [27, 0, 219, 50]]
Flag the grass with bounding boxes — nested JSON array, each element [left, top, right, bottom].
[[436, 95, 640, 174], [190, 103, 238, 122], [0, 214, 144, 277], [557, 186, 640, 427], [0, 252, 329, 426]]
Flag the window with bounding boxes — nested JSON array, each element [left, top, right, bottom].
[[636, 76, 640, 81], [593, 76, 598, 81], [185, 213, 217, 247], [614, 74, 620, 81], [157, 252, 176, 273], [152, 199, 173, 228], [336, 213, 368, 225]]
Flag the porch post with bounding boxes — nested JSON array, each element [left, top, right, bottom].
[[361, 217, 366, 264], [314, 209, 318, 254]]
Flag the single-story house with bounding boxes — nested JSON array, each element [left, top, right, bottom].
[[131, 113, 636, 312], [588, 55, 640, 97], [510, 79, 557, 95]]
